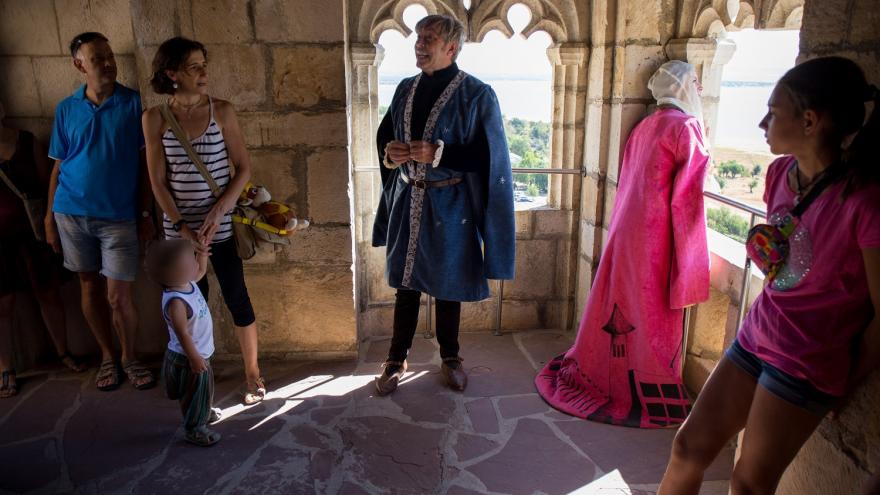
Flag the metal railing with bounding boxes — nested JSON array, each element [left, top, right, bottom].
[[422, 166, 583, 338], [678, 191, 767, 371]]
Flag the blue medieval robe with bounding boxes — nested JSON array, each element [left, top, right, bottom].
[[372, 71, 515, 302]]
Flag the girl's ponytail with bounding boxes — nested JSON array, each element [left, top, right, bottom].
[[844, 84, 880, 194]]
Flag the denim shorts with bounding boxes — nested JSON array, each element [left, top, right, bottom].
[[726, 339, 839, 417], [54, 213, 139, 282]]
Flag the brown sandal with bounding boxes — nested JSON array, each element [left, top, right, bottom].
[[244, 377, 266, 405], [122, 361, 156, 390], [96, 360, 121, 391]]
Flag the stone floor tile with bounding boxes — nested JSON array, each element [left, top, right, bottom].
[[339, 416, 445, 493], [554, 420, 734, 484], [0, 438, 61, 493], [454, 432, 499, 462], [0, 377, 80, 445], [517, 331, 575, 369], [465, 397, 500, 434], [497, 394, 551, 419], [459, 333, 540, 397], [468, 418, 602, 494]]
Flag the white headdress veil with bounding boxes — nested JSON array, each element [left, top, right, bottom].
[[648, 60, 704, 128]]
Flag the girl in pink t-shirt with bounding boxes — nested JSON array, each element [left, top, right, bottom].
[[660, 57, 880, 494]]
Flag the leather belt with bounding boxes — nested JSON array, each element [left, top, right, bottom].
[[400, 174, 463, 189]]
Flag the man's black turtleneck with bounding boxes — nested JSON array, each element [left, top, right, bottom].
[[377, 63, 490, 174]]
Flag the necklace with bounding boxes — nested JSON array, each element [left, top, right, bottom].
[[171, 95, 203, 117]]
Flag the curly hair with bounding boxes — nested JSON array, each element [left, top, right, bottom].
[[150, 37, 208, 95]]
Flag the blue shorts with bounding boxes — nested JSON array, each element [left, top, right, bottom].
[[54, 213, 139, 282], [726, 340, 839, 417]]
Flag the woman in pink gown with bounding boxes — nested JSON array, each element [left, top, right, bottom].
[[536, 61, 711, 428]]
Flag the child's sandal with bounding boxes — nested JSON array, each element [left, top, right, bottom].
[[185, 426, 221, 447], [244, 377, 266, 405]]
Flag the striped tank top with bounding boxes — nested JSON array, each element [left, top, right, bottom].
[[161, 96, 233, 243]]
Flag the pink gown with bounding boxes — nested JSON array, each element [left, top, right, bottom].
[[536, 108, 710, 428]]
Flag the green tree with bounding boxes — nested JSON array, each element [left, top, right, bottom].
[[508, 135, 530, 157], [751, 164, 762, 177], [707, 207, 750, 243], [527, 183, 540, 197], [716, 176, 727, 189], [748, 179, 758, 193], [718, 160, 747, 178]]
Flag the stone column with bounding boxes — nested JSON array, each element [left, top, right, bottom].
[[546, 43, 588, 210], [665, 37, 737, 146], [349, 42, 387, 328]]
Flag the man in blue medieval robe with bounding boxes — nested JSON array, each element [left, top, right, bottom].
[[372, 14, 515, 395]]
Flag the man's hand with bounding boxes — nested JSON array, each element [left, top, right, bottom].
[[44, 216, 62, 254], [409, 140, 439, 164], [190, 355, 208, 374], [385, 141, 411, 166]]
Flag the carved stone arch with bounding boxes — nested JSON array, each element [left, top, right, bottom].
[[731, 1, 756, 30], [470, 0, 577, 43], [690, 0, 745, 37], [762, 0, 804, 29], [355, 0, 467, 44]]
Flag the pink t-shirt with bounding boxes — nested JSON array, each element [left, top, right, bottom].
[[738, 155, 880, 396]]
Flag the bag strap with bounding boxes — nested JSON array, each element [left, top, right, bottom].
[[789, 162, 843, 218], [159, 103, 222, 199], [0, 167, 27, 201]]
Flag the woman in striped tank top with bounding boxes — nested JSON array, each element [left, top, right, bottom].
[[143, 37, 266, 405]]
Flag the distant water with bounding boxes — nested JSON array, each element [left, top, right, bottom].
[[379, 77, 553, 122], [379, 77, 775, 153]]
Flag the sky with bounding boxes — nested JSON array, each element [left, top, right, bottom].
[[377, 4, 552, 80], [376, 4, 801, 146], [721, 29, 800, 83]]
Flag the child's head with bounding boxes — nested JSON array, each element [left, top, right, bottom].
[[760, 57, 879, 189], [145, 240, 199, 288]]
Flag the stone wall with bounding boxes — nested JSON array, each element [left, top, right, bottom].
[[0, 0, 356, 365], [776, 0, 880, 493]]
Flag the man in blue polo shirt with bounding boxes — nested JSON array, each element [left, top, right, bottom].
[[45, 32, 156, 391]]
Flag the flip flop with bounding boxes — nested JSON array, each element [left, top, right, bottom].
[[0, 370, 18, 398], [96, 360, 121, 391], [185, 426, 221, 447], [244, 377, 267, 405], [122, 361, 157, 390]]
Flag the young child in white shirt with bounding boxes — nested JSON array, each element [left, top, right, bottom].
[[145, 239, 220, 446]]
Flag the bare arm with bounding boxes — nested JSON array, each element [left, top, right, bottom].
[[849, 247, 880, 385], [198, 99, 248, 242], [195, 249, 208, 281], [167, 298, 207, 374], [143, 108, 207, 252], [43, 159, 62, 252], [143, 108, 183, 223]]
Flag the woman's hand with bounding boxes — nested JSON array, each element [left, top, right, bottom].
[[197, 199, 232, 244]]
